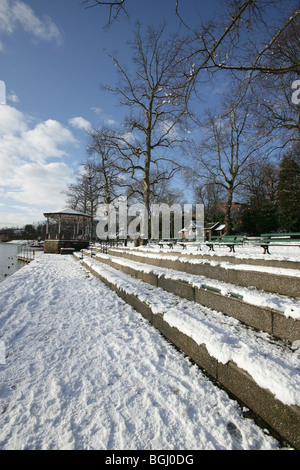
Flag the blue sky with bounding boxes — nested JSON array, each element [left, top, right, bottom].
[[0, 0, 222, 228]]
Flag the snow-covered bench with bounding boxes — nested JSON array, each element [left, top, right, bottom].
[[246, 233, 300, 254], [206, 235, 245, 253]]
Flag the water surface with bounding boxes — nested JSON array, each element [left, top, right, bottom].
[[0, 243, 25, 283]]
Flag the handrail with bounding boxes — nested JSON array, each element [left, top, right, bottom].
[[17, 245, 35, 262]]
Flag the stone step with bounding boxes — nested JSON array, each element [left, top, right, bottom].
[[123, 246, 300, 270], [107, 248, 300, 299], [82, 250, 300, 344], [74, 252, 300, 450]]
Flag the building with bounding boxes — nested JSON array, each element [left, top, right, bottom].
[[43, 208, 92, 254], [178, 220, 203, 240], [204, 222, 225, 240]]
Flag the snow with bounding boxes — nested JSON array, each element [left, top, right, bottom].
[[108, 247, 300, 277], [92, 251, 300, 320], [6, 240, 36, 245], [119, 241, 300, 263], [82, 255, 300, 407], [43, 208, 92, 217], [0, 253, 285, 450]]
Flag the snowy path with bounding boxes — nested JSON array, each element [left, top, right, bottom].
[[0, 254, 281, 450]]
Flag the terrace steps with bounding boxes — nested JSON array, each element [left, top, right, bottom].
[[74, 247, 300, 449], [106, 247, 300, 299], [127, 246, 300, 270], [83, 249, 300, 344]]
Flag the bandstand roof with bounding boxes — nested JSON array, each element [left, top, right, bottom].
[[43, 208, 92, 220]]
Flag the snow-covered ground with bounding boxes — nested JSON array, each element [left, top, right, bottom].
[[0, 252, 286, 450], [5, 240, 37, 246]]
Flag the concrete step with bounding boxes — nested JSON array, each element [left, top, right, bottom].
[[83, 250, 300, 344], [74, 252, 300, 449], [122, 246, 300, 270], [107, 248, 300, 299]]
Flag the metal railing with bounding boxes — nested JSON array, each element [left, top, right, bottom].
[[17, 245, 35, 262]]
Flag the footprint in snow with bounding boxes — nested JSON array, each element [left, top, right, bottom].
[[227, 421, 243, 444]]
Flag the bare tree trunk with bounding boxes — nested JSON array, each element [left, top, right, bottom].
[[224, 186, 234, 235], [140, 149, 151, 245]]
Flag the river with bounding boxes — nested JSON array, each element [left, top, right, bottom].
[[0, 243, 26, 283]]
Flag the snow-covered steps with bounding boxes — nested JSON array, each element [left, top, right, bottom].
[[107, 248, 300, 299], [82, 251, 300, 344], [74, 253, 300, 449], [122, 246, 300, 270]]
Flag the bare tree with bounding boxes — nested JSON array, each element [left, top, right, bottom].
[[83, 1, 299, 148], [248, 13, 300, 146], [124, 168, 184, 206], [82, 0, 191, 27], [277, 143, 300, 231], [65, 164, 98, 214], [64, 163, 100, 238], [198, 1, 298, 73], [82, 0, 128, 26], [83, 1, 299, 77], [194, 91, 270, 234], [240, 159, 279, 235], [86, 127, 126, 204], [194, 180, 225, 224], [101, 23, 190, 241]]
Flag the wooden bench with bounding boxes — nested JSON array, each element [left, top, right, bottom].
[[158, 239, 177, 249], [179, 238, 203, 251], [206, 235, 245, 253], [246, 232, 300, 254]]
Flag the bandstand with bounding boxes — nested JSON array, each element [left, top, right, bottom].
[[43, 208, 92, 254]]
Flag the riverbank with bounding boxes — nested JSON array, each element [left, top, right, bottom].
[[0, 252, 285, 450]]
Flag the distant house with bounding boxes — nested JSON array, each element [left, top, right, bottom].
[[178, 220, 225, 240], [13, 229, 24, 236], [217, 202, 243, 215], [204, 222, 225, 240], [178, 220, 203, 240]]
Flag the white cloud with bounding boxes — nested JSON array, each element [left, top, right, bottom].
[[0, 106, 77, 164], [91, 107, 102, 115], [0, 104, 78, 224], [0, 104, 26, 136], [106, 118, 117, 126], [0, 0, 62, 50], [23, 119, 77, 163], [0, 80, 5, 104], [6, 161, 74, 207], [69, 116, 92, 132], [90, 107, 118, 126], [0, 204, 50, 227], [7, 91, 19, 103]]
